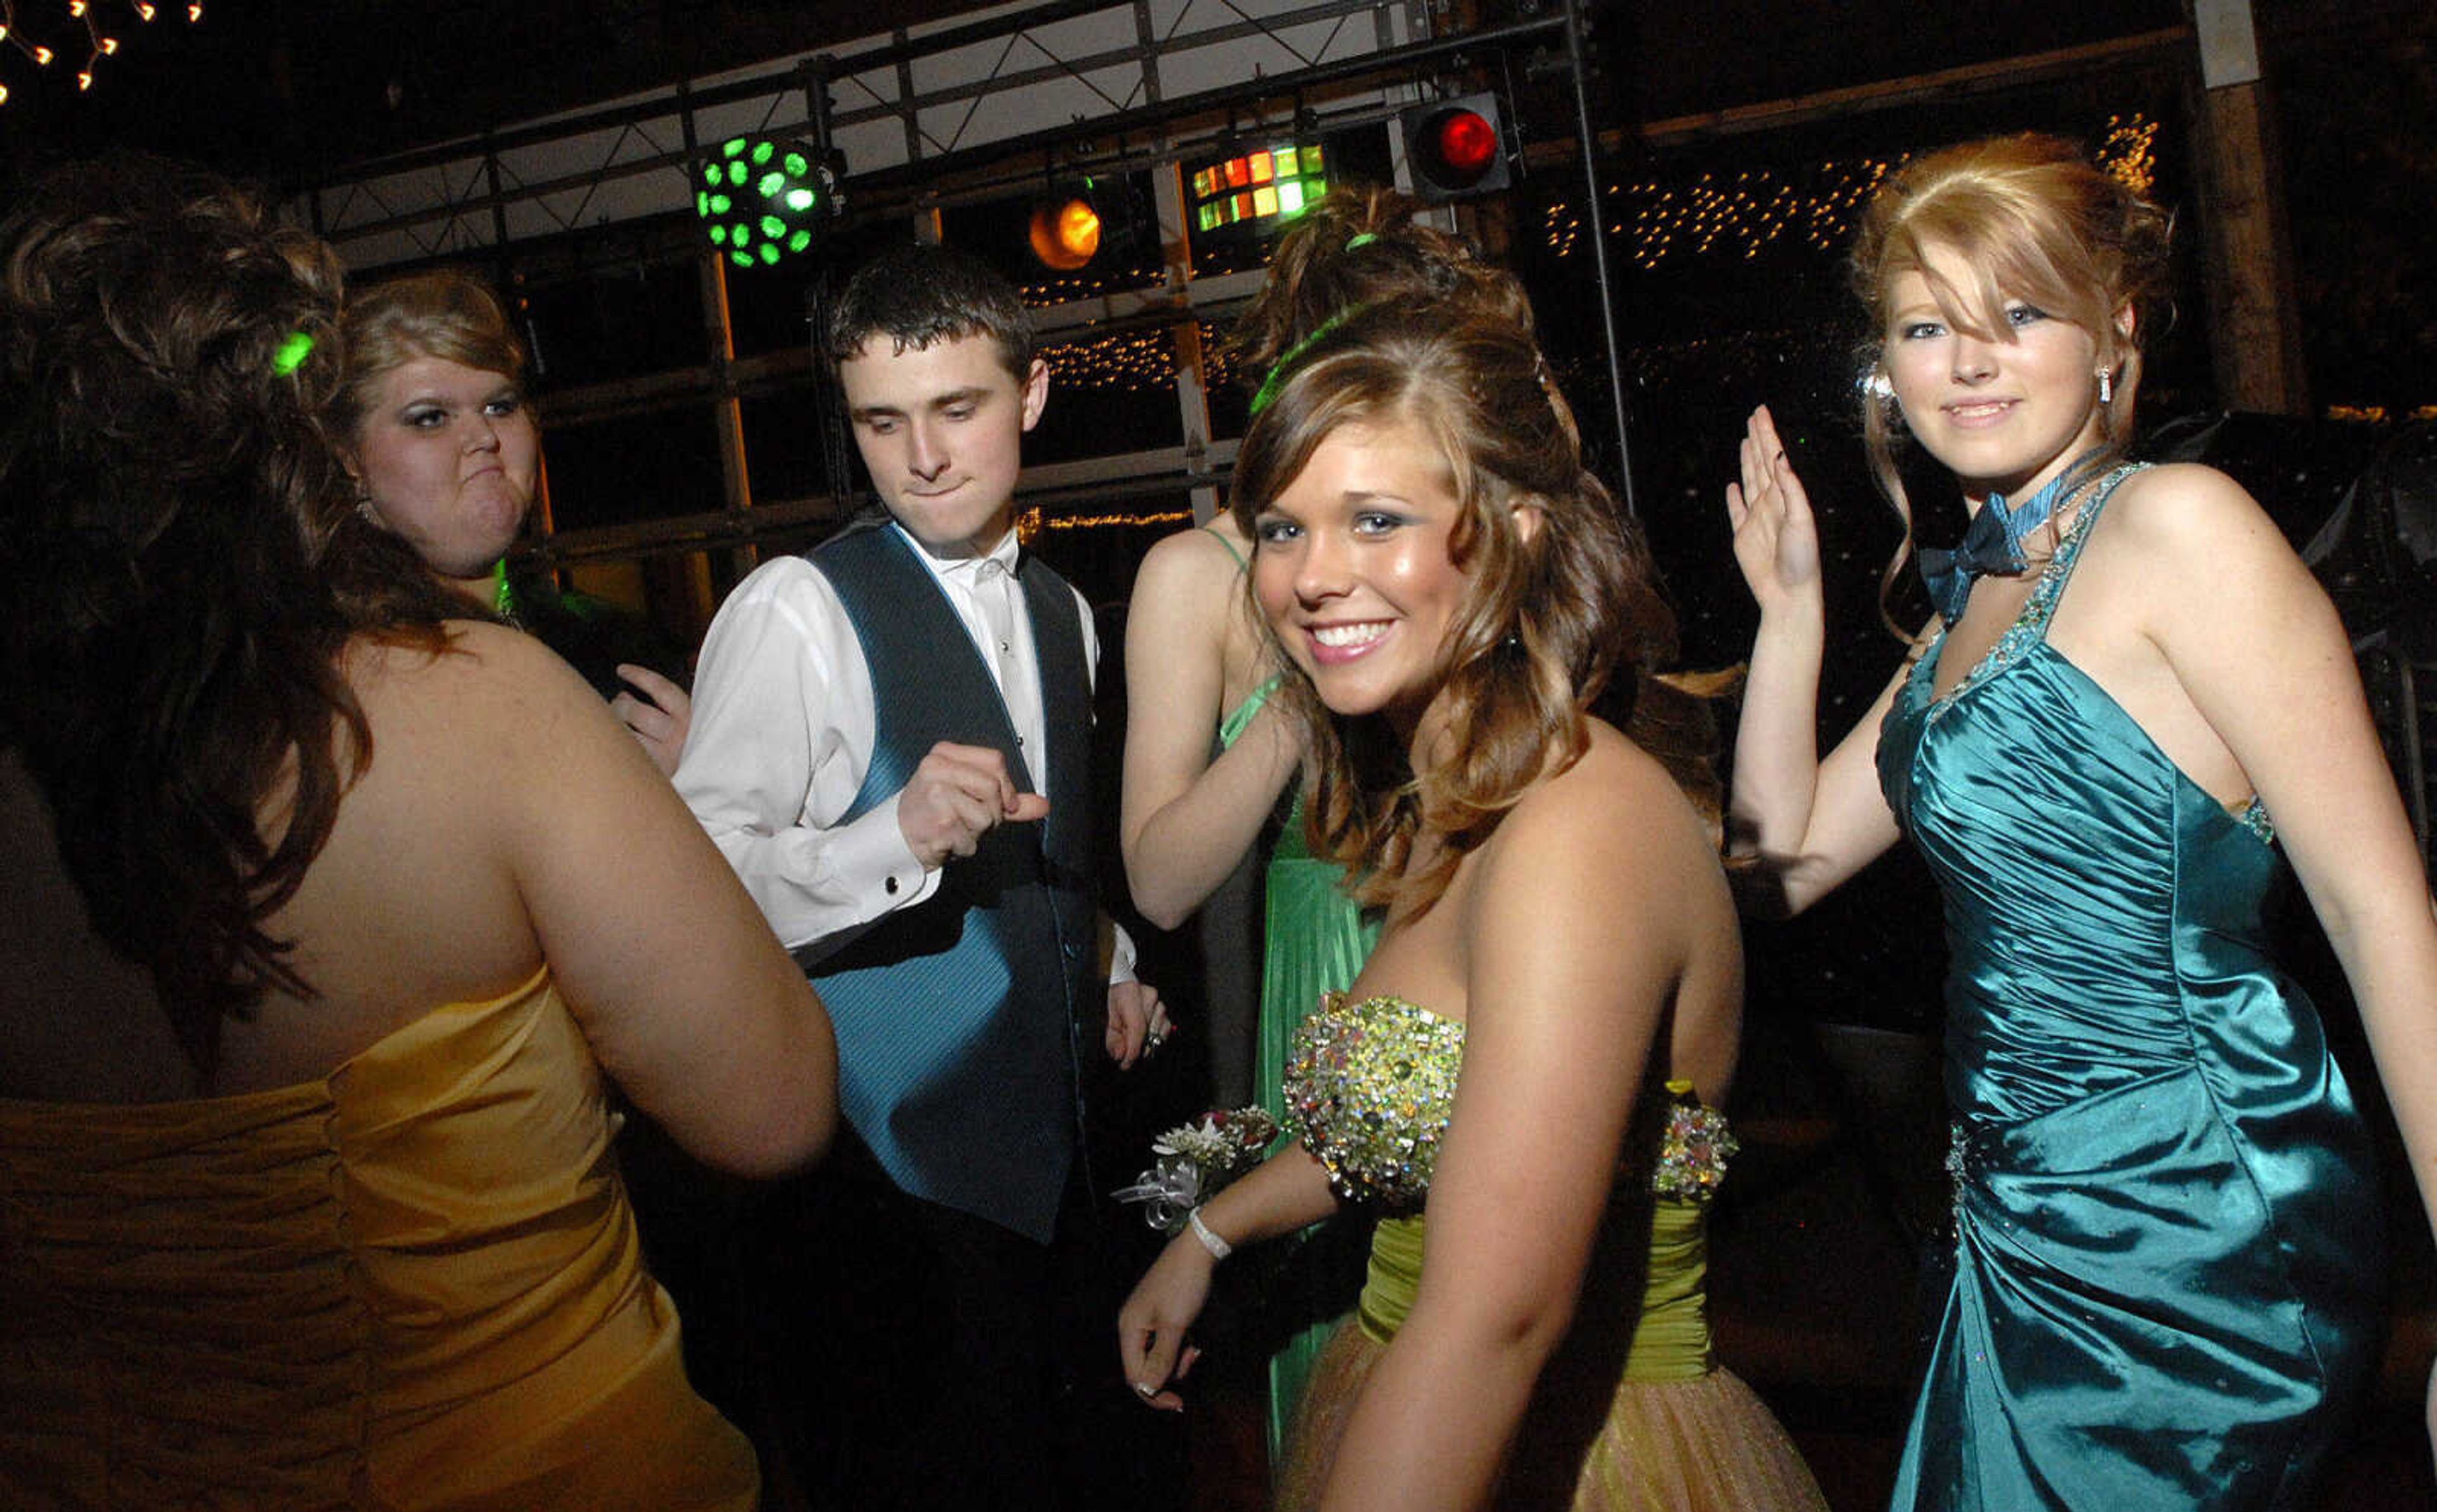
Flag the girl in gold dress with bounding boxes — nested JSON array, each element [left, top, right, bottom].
[[0, 157, 836, 1511]]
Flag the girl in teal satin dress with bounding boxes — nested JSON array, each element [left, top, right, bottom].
[[1118, 298, 1827, 1510], [1724, 133, 2437, 1509]]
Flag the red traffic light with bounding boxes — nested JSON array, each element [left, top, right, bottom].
[[1401, 92, 1512, 201]]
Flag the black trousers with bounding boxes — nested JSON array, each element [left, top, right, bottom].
[[746, 1133, 1187, 1512]]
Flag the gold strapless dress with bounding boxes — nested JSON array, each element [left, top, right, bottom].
[[0, 968, 756, 1511]]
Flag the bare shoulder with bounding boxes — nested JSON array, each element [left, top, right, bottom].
[[353, 617, 581, 690], [1462, 723, 1739, 1065], [2097, 462, 2290, 568], [1539, 721, 1715, 834], [345, 621, 624, 772], [1132, 522, 1245, 604], [1487, 723, 1728, 905]]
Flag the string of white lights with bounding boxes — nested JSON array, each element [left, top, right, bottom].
[[0, 0, 199, 107]]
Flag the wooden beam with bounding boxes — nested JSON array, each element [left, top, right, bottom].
[[2189, 0, 2308, 416]]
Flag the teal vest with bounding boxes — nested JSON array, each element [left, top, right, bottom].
[[804, 520, 1099, 1244]]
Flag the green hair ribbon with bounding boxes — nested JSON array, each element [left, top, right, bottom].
[[1248, 304, 1368, 419]]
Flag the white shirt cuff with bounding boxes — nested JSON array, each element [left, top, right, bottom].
[[831, 791, 938, 914]]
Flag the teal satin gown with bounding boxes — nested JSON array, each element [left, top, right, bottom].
[[1877, 465, 2382, 1510]]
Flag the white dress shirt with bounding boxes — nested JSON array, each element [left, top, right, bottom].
[[676, 522, 1132, 978]]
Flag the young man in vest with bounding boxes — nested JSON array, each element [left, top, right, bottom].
[[675, 242, 1170, 1509]]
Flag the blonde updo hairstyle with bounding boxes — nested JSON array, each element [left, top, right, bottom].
[[1851, 133, 2173, 626], [1230, 301, 1682, 913]]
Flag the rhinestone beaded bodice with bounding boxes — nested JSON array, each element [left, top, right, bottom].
[[1282, 991, 1464, 1207], [1281, 992, 1740, 1213]]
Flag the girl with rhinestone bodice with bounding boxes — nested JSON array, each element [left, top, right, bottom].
[[1118, 188, 1524, 1459], [1116, 292, 1827, 1511], [1724, 133, 2437, 1509]]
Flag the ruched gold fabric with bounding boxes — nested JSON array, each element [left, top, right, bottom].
[[1620, 1200, 1712, 1386], [0, 969, 757, 1511], [1350, 1206, 1710, 1383]]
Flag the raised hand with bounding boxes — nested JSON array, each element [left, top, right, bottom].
[[1724, 405, 1823, 615], [896, 740, 1051, 869]]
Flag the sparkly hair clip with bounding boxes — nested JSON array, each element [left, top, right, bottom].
[[1248, 303, 1368, 419]]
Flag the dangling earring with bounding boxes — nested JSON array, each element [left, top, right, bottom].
[[353, 480, 382, 526], [1863, 369, 1895, 403], [2096, 367, 2114, 407]]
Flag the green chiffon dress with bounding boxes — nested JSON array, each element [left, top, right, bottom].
[[1217, 674, 1379, 1463]]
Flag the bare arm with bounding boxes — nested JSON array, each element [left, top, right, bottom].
[[1120, 528, 1305, 929], [1724, 405, 1906, 914], [484, 628, 837, 1178], [1316, 744, 1736, 1510], [1116, 1135, 1342, 1406]]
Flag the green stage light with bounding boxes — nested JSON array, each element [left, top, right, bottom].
[[697, 135, 838, 270]]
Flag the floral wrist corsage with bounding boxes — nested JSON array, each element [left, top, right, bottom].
[[1112, 1107, 1279, 1234]]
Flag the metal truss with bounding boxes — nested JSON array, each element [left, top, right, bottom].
[[301, 0, 1639, 574], [301, 0, 1428, 268]]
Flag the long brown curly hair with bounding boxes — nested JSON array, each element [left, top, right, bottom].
[[0, 155, 461, 1070], [1230, 302, 1686, 914]]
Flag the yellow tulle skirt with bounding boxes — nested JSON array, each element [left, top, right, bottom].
[[1272, 1316, 1830, 1512]]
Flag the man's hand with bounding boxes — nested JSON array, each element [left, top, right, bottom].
[[610, 664, 692, 778], [1105, 979, 1172, 1069], [897, 741, 1050, 869]]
